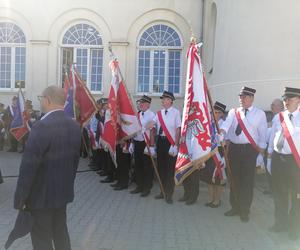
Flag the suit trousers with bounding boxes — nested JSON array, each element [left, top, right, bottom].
[[115, 145, 130, 187], [133, 140, 153, 192], [156, 136, 176, 199], [272, 151, 300, 234], [30, 206, 71, 250], [227, 143, 258, 215]]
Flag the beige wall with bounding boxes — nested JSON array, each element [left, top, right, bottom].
[[0, 0, 202, 112], [203, 0, 300, 110]]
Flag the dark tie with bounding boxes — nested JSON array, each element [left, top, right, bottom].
[[159, 110, 168, 135], [142, 112, 144, 116], [289, 113, 293, 121], [235, 108, 248, 136]]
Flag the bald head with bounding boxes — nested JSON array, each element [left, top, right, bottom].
[[271, 98, 284, 114], [40, 86, 65, 113]]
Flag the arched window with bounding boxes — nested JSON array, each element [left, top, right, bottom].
[[0, 22, 26, 89], [61, 23, 103, 92], [137, 24, 182, 94]]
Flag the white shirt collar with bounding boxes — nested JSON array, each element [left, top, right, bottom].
[[41, 109, 64, 120]]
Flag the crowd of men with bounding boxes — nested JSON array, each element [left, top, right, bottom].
[[0, 85, 299, 246]]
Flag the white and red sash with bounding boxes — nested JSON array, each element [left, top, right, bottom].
[[212, 151, 227, 184], [235, 109, 260, 152], [279, 112, 300, 169], [157, 111, 175, 146]]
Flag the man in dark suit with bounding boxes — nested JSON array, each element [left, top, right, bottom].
[[14, 86, 81, 250]]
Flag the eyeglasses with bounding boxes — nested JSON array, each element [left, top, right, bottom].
[[37, 95, 46, 101]]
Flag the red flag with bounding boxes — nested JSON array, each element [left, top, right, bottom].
[[101, 60, 119, 164], [174, 43, 217, 185], [70, 67, 97, 127]]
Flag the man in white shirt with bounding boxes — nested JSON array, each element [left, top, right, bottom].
[[220, 86, 267, 222], [267, 87, 300, 241], [152, 91, 181, 204], [130, 95, 155, 197]]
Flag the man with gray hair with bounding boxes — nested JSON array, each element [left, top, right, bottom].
[[14, 85, 81, 250]]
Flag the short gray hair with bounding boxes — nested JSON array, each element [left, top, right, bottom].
[[42, 85, 65, 106]]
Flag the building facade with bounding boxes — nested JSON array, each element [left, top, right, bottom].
[[0, 0, 299, 111]]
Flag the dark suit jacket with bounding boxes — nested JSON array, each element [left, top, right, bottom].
[[14, 110, 81, 210]]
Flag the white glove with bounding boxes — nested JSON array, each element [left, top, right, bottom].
[[144, 146, 156, 157], [266, 158, 272, 174], [128, 143, 134, 154], [256, 154, 265, 170], [1, 128, 4, 133], [168, 145, 178, 157], [217, 133, 225, 143]]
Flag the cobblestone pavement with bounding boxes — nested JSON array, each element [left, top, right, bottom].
[[0, 151, 299, 250]]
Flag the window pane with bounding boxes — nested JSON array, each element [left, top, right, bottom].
[[15, 47, 26, 88], [0, 47, 11, 88], [90, 49, 103, 91], [152, 50, 165, 93], [168, 50, 180, 94], [76, 48, 88, 82], [137, 50, 150, 92]]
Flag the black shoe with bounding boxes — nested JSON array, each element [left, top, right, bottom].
[[288, 230, 299, 241], [88, 161, 96, 167], [178, 196, 187, 202], [155, 193, 164, 199], [130, 188, 142, 194], [224, 209, 239, 217], [110, 183, 120, 188], [140, 190, 150, 197], [209, 202, 221, 208], [100, 178, 114, 183], [99, 171, 108, 177], [205, 201, 213, 207], [114, 186, 128, 191], [269, 224, 286, 233], [185, 199, 197, 205], [166, 197, 173, 204], [240, 214, 249, 223]]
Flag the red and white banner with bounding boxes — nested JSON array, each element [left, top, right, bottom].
[[279, 111, 300, 169], [175, 43, 216, 185], [101, 59, 141, 165]]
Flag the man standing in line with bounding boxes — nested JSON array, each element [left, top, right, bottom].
[[14, 86, 81, 250], [220, 86, 267, 222], [268, 87, 300, 241]]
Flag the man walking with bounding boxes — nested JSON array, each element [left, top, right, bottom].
[[14, 86, 81, 250]]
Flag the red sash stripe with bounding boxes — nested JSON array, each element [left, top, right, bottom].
[[157, 111, 175, 146]]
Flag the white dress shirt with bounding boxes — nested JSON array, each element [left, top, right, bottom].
[[153, 106, 181, 141], [134, 109, 155, 142], [268, 109, 300, 155], [220, 106, 267, 149]]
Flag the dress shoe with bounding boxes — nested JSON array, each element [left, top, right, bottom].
[[100, 178, 114, 183], [240, 214, 249, 223], [114, 186, 128, 191], [269, 224, 286, 233], [166, 197, 173, 204], [205, 201, 213, 207], [140, 190, 150, 197], [224, 209, 239, 217], [209, 202, 221, 208], [154, 193, 164, 199], [130, 188, 142, 194], [178, 196, 187, 202], [88, 161, 96, 167], [99, 171, 108, 177], [185, 199, 197, 205], [110, 183, 120, 188]]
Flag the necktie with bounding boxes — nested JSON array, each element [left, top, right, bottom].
[[289, 113, 293, 121], [159, 110, 168, 135], [142, 112, 144, 116], [235, 108, 248, 136]]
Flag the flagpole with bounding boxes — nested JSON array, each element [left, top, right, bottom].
[[108, 46, 166, 199]]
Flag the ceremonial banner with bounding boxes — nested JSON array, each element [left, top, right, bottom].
[[10, 89, 30, 141], [174, 43, 217, 185], [64, 66, 97, 126]]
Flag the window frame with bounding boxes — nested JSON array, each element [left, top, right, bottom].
[[0, 23, 26, 91], [136, 24, 183, 97], [60, 23, 104, 94]]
